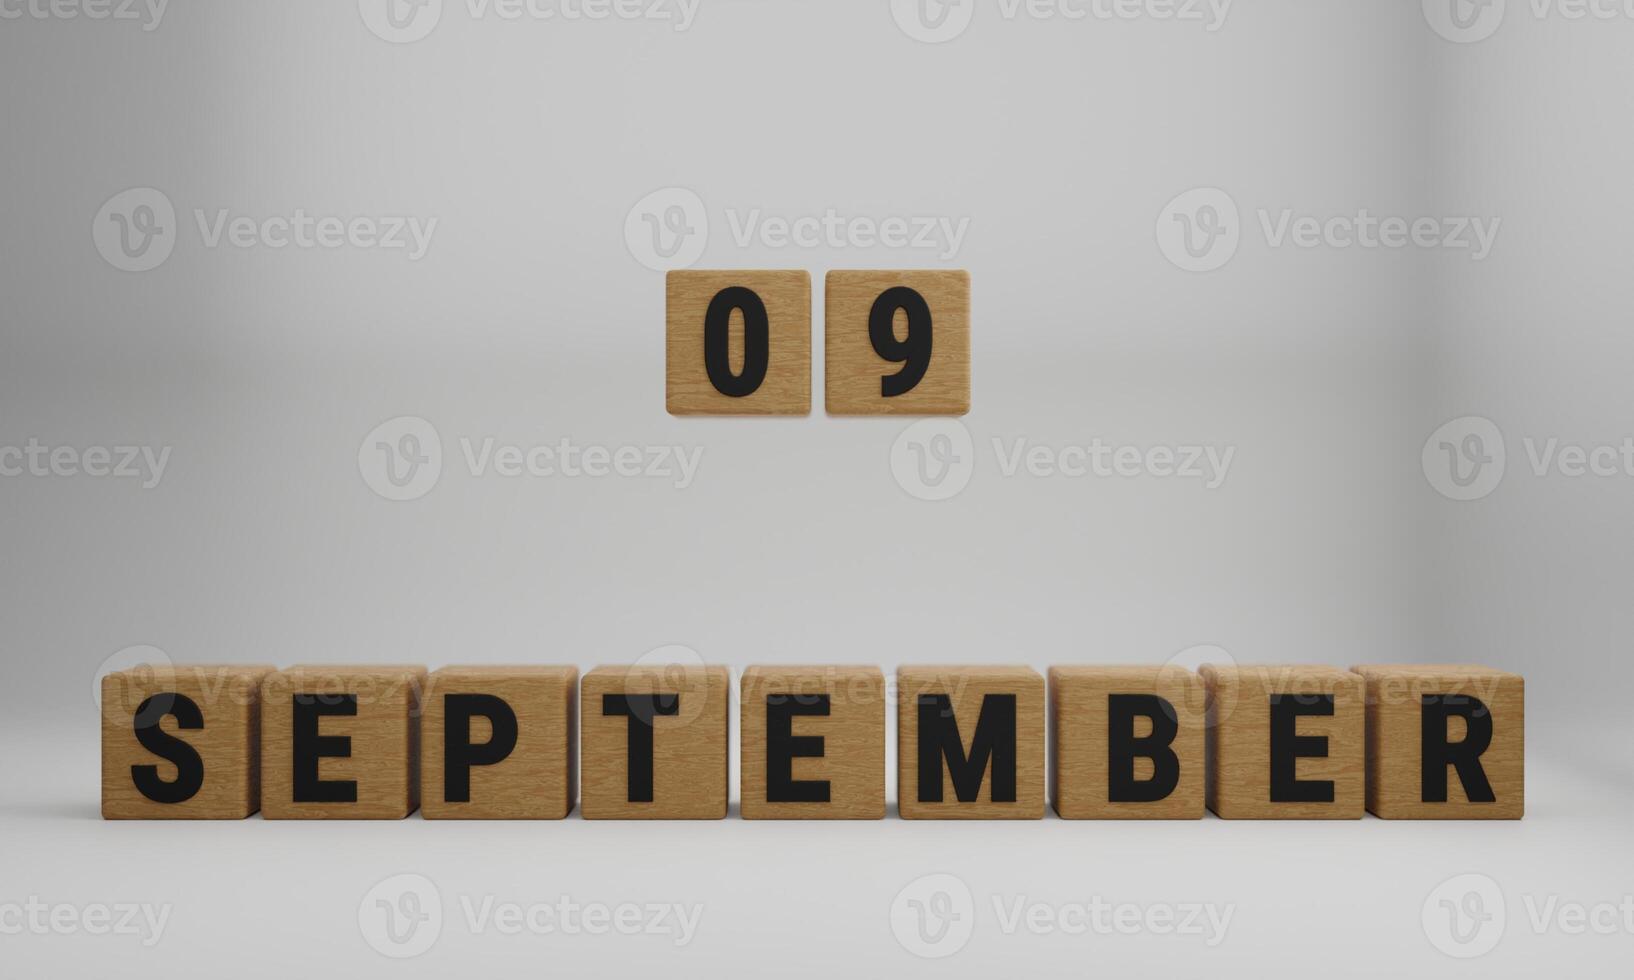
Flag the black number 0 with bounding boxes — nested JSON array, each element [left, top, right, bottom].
[[703, 286, 770, 398], [868, 286, 933, 397]]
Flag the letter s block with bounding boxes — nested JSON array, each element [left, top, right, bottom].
[[1352, 665, 1523, 819], [897, 666, 1044, 819], [580, 665, 729, 819], [1049, 666, 1205, 819], [1200, 664, 1364, 819], [666, 270, 811, 416], [101, 665, 272, 819], [421, 666, 578, 820], [260, 666, 426, 820]]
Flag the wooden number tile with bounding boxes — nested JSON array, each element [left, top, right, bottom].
[[101, 665, 273, 819], [421, 666, 578, 820], [666, 270, 811, 416], [580, 664, 730, 819], [1352, 665, 1524, 819], [741, 665, 885, 820], [1049, 666, 1205, 820], [1200, 664, 1364, 819], [825, 270, 970, 416], [260, 666, 427, 820], [897, 666, 1044, 819]]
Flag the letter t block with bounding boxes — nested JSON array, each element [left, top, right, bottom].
[[580, 665, 729, 819]]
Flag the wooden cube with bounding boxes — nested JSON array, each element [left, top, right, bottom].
[[897, 666, 1044, 819], [580, 664, 729, 819], [101, 665, 272, 819], [260, 666, 426, 820], [825, 270, 970, 416], [1201, 664, 1364, 819], [666, 270, 811, 415], [1352, 665, 1524, 819], [1049, 666, 1205, 820], [421, 666, 578, 820], [741, 665, 885, 820]]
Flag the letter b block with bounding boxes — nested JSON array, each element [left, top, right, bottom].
[[1049, 666, 1205, 819], [897, 666, 1044, 819], [666, 270, 811, 415], [741, 665, 885, 819], [1201, 665, 1364, 819], [1352, 665, 1523, 819], [261, 666, 426, 819], [101, 665, 272, 819], [421, 666, 578, 819], [581, 665, 729, 819]]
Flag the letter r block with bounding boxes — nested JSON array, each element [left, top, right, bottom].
[[421, 666, 578, 820], [740, 665, 885, 820], [1201, 664, 1363, 819], [260, 666, 426, 820], [101, 665, 272, 819], [1049, 666, 1205, 819], [897, 666, 1044, 819], [580, 665, 729, 819], [1352, 665, 1523, 819]]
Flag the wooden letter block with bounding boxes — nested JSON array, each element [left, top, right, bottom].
[[580, 664, 729, 819], [741, 665, 885, 820], [1352, 665, 1524, 819], [825, 270, 970, 416], [897, 666, 1044, 819], [1049, 666, 1205, 820], [666, 270, 811, 415], [260, 666, 426, 820], [421, 666, 578, 820], [101, 665, 272, 819], [1201, 665, 1364, 819]]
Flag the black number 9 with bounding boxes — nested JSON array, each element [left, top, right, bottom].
[[868, 286, 933, 398], [703, 286, 770, 398]]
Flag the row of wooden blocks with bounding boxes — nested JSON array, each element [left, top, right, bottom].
[[667, 270, 971, 416], [101, 663, 1523, 821]]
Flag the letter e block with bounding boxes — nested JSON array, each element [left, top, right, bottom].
[[741, 665, 885, 819], [261, 666, 426, 820], [580, 665, 729, 819], [1352, 665, 1523, 819], [897, 666, 1044, 819], [1201, 664, 1364, 819], [421, 666, 578, 820], [1049, 666, 1205, 819], [101, 665, 272, 819]]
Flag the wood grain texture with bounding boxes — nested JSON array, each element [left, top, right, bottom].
[[1201, 665, 1364, 819], [825, 270, 970, 416], [101, 665, 272, 819], [741, 665, 885, 820], [260, 666, 426, 820], [421, 666, 578, 820], [580, 665, 729, 819], [1352, 664, 1524, 819], [897, 666, 1044, 819], [666, 270, 811, 415], [1049, 666, 1205, 820]]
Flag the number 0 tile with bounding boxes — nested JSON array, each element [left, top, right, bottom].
[[666, 270, 811, 416]]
